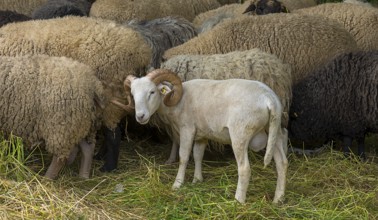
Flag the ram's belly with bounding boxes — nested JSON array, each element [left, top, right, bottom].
[[194, 126, 231, 144]]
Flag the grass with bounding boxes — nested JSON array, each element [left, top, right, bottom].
[[0, 133, 378, 219]]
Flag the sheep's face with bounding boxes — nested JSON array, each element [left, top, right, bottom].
[[131, 78, 163, 125]]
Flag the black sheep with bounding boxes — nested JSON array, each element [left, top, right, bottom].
[[0, 10, 31, 28], [32, 0, 95, 19], [289, 50, 378, 159]]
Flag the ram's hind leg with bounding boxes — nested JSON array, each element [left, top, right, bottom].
[[272, 128, 288, 203], [230, 131, 251, 204]]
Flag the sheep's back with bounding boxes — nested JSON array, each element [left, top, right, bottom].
[[90, 0, 221, 23], [164, 13, 358, 84], [192, 2, 249, 28], [0, 16, 151, 86], [0, 55, 103, 159], [289, 50, 378, 140], [294, 3, 378, 51], [279, 0, 317, 11]]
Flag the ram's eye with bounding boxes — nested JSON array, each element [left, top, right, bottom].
[[150, 91, 155, 95]]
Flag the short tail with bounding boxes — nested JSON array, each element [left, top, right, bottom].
[[264, 99, 282, 167]]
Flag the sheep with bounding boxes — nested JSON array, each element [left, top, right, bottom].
[[0, 16, 152, 172], [32, 0, 95, 19], [114, 69, 288, 204], [0, 55, 106, 179], [89, 0, 221, 23], [125, 16, 198, 70], [288, 50, 378, 160], [0, 16, 151, 130], [193, 0, 316, 33], [164, 13, 358, 85], [0, 10, 31, 28], [294, 3, 378, 51], [0, 0, 47, 17], [160, 49, 291, 164]]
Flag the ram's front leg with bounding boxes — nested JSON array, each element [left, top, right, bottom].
[[172, 128, 195, 190], [165, 138, 179, 164], [192, 140, 207, 183]]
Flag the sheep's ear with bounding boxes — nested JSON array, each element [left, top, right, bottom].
[[157, 84, 172, 95]]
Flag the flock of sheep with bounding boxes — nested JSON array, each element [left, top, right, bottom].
[[0, 0, 377, 204]]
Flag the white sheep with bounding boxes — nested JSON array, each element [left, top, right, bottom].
[[160, 49, 292, 164], [114, 69, 288, 204]]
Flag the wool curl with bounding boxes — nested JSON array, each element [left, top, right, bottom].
[[0, 55, 105, 160], [164, 13, 358, 85], [289, 50, 378, 144], [294, 3, 378, 51], [89, 0, 221, 23], [0, 16, 152, 129], [160, 49, 292, 127]]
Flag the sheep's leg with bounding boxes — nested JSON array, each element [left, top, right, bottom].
[[66, 145, 79, 165], [79, 140, 95, 179], [172, 128, 195, 190], [192, 140, 207, 183], [231, 137, 251, 204], [45, 155, 66, 179], [100, 125, 121, 172], [357, 136, 366, 160], [272, 129, 288, 203], [342, 136, 353, 157], [165, 139, 179, 164]]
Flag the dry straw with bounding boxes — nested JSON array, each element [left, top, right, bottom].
[[0, 134, 377, 219]]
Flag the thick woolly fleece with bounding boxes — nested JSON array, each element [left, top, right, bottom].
[[289, 50, 378, 144], [126, 16, 198, 69], [0, 10, 31, 28], [161, 49, 292, 126], [0, 55, 105, 160], [32, 0, 94, 19], [164, 13, 358, 85], [0, 16, 152, 129], [294, 3, 378, 51], [89, 0, 221, 23], [0, 0, 47, 16]]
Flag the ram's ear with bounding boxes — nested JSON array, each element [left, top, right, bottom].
[[157, 84, 172, 95]]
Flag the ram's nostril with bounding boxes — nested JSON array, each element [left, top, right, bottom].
[[137, 114, 145, 121]]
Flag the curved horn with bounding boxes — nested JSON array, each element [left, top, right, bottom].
[[123, 75, 137, 110], [111, 99, 135, 113], [146, 69, 183, 106]]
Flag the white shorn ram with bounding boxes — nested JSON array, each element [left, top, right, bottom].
[[115, 69, 288, 204]]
